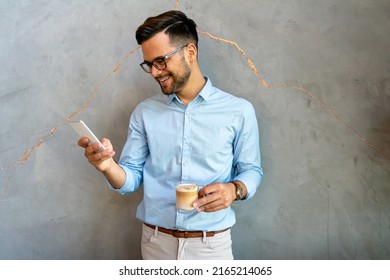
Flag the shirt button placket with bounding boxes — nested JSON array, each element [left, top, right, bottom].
[[182, 110, 191, 181]]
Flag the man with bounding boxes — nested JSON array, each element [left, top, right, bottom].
[[78, 10, 263, 260]]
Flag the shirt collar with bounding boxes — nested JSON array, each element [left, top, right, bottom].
[[166, 77, 212, 104]]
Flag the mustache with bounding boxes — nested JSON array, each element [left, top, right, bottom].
[[155, 74, 170, 78]]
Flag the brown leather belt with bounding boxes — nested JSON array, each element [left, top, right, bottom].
[[144, 223, 229, 238]]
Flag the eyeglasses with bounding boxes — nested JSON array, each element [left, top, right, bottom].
[[140, 44, 187, 73]]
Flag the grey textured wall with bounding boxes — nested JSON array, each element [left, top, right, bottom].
[[1, 0, 389, 260]]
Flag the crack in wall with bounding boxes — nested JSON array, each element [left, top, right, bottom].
[[0, 0, 388, 199], [66, 46, 141, 122], [175, 0, 181, 11], [0, 46, 140, 199], [199, 30, 388, 160]]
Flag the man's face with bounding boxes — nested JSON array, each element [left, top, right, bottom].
[[141, 32, 191, 95]]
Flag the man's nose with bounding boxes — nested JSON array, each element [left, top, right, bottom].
[[150, 65, 163, 77]]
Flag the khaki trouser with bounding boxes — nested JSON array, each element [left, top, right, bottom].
[[141, 224, 234, 260]]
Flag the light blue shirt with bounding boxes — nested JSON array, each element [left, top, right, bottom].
[[110, 78, 263, 231]]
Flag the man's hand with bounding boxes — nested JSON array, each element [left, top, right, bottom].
[[78, 137, 116, 172], [77, 137, 126, 189], [192, 182, 238, 212]]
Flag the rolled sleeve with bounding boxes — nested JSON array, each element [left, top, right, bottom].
[[107, 164, 139, 195]]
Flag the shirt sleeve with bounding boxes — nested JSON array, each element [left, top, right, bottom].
[[232, 100, 263, 200], [108, 104, 148, 195]]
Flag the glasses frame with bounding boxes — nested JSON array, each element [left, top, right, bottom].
[[140, 44, 188, 73]]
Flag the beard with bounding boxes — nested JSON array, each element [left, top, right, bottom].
[[155, 57, 191, 95]]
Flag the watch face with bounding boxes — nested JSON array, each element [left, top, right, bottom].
[[236, 186, 243, 200], [232, 181, 244, 200]]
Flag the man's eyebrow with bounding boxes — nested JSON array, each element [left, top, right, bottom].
[[143, 55, 165, 64]]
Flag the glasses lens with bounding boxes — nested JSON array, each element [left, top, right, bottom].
[[140, 59, 166, 73], [153, 59, 166, 70], [140, 62, 151, 73]]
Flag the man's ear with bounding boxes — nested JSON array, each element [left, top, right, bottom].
[[186, 43, 198, 62]]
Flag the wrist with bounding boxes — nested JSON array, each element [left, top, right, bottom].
[[230, 180, 246, 200], [102, 160, 126, 189], [100, 158, 116, 173]]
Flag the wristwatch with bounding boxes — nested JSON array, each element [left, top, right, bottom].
[[231, 180, 245, 200]]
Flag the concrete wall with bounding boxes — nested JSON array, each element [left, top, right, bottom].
[[1, 0, 389, 259]]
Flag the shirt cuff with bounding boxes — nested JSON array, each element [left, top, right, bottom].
[[233, 171, 262, 200], [107, 164, 137, 195]]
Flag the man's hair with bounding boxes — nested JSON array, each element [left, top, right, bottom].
[[136, 10, 198, 48]]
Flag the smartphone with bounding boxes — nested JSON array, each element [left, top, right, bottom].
[[69, 120, 106, 151]]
